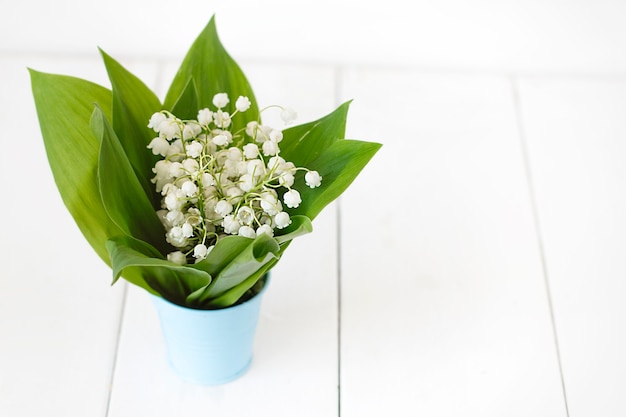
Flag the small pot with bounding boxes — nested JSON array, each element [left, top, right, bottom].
[[150, 278, 268, 385]]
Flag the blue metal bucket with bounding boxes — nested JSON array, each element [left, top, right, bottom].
[[151, 280, 268, 385]]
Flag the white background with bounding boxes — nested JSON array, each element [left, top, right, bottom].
[[2, 1, 626, 415]]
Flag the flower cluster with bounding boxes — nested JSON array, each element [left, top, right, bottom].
[[146, 93, 322, 265]]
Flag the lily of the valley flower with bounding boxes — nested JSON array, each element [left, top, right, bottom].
[[148, 93, 322, 265], [305, 171, 322, 188]]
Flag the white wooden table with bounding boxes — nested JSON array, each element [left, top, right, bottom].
[[2, 1, 626, 416]]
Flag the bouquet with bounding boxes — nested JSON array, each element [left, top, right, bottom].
[[30, 16, 381, 309]]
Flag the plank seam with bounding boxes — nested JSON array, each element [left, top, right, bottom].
[[510, 76, 571, 417], [103, 282, 129, 417], [334, 64, 343, 417]]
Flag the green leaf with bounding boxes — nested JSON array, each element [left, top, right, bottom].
[[191, 235, 254, 277], [293, 140, 382, 220], [279, 101, 382, 221], [29, 69, 122, 265], [99, 49, 162, 208], [92, 106, 167, 252], [169, 77, 199, 119], [190, 234, 280, 307], [279, 101, 350, 167], [275, 215, 313, 244], [163, 15, 259, 130], [106, 236, 212, 307], [292, 139, 382, 219], [207, 265, 273, 308], [212, 233, 299, 307]]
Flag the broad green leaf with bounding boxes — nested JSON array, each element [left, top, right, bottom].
[[30, 69, 121, 265], [169, 77, 199, 119], [279, 100, 382, 221], [279, 101, 350, 167], [106, 236, 212, 307], [207, 237, 294, 308], [275, 215, 313, 244], [191, 234, 280, 306], [206, 265, 273, 308], [293, 140, 382, 220], [191, 235, 255, 277], [92, 107, 167, 252], [99, 49, 162, 207], [163, 15, 259, 130]]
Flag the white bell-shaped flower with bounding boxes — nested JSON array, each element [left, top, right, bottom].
[[181, 222, 194, 238], [260, 191, 281, 215], [274, 211, 292, 229], [147, 137, 170, 156], [222, 215, 241, 234], [267, 156, 286, 172], [182, 158, 200, 175], [245, 121, 259, 139], [185, 140, 204, 158], [181, 181, 198, 198], [168, 161, 185, 178], [226, 147, 242, 161], [262, 140, 279, 156], [213, 134, 229, 147], [165, 210, 184, 226], [242, 143, 259, 159], [213, 110, 231, 128], [238, 225, 256, 239], [166, 139, 184, 161], [283, 189, 302, 209], [305, 171, 322, 188], [269, 129, 283, 143], [235, 96, 251, 112], [159, 118, 180, 140], [167, 251, 187, 265], [167, 226, 188, 247], [197, 108, 213, 125], [238, 174, 256, 192], [256, 224, 274, 237], [280, 107, 297, 124], [164, 189, 185, 211], [201, 173, 216, 187], [247, 159, 266, 177], [213, 93, 230, 108], [193, 244, 208, 260], [183, 123, 202, 140], [225, 185, 244, 204], [236, 206, 256, 225], [215, 200, 233, 217], [279, 172, 295, 188], [148, 112, 166, 131]]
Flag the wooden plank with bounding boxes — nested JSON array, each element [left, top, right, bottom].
[[107, 62, 340, 416], [0, 56, 132, 417], [338, 69, 566, 416], [6, 2, 626, 73], [516, 76, 626, 416]]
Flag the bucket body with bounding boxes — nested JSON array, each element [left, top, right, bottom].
[[151, 285, 266, 385]]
